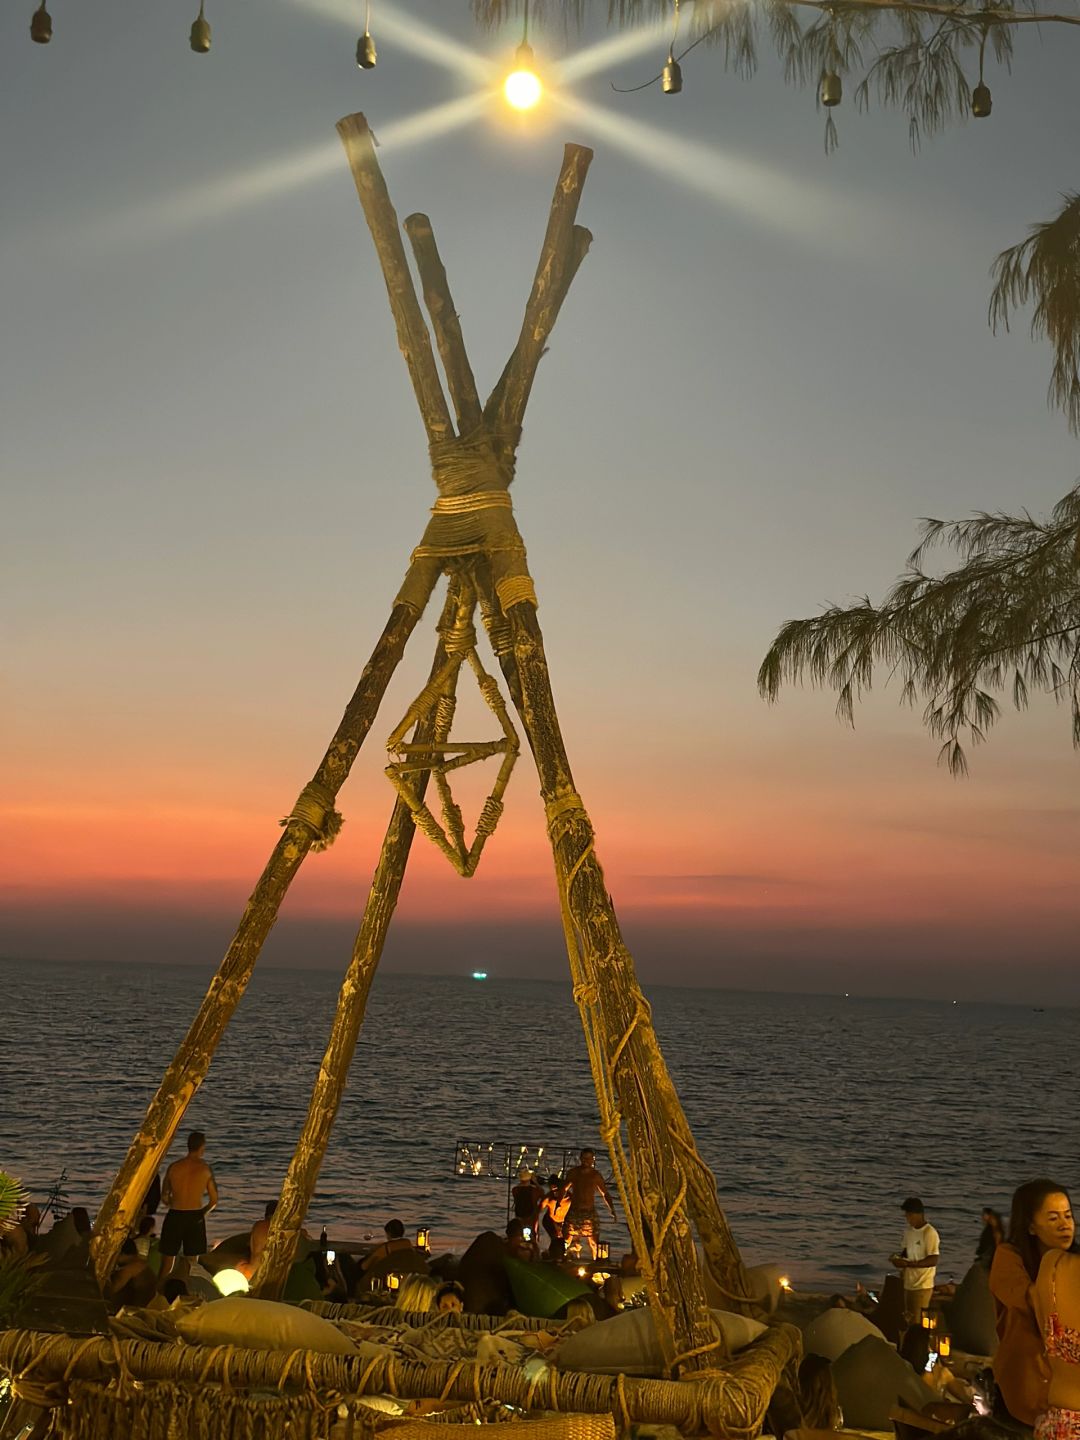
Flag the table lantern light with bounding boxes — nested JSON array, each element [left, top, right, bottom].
[[416, 1227, 430, 1252]]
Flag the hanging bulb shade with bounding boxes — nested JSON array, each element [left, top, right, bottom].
[[30, 3, 52, 43], [356, 31, 377, 69], [190, 12, 212, 53], [972, 82, 992, 117], [820, 71, 842, 107], [662, 54, 682, 95], [504, 41, 542, 110]]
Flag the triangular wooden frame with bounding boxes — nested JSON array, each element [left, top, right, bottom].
[[384, 628, 519, 878]]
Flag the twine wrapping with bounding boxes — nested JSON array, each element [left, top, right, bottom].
[[281, 781, 344, 852]]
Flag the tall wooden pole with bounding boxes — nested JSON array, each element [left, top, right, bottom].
[[476, 575, 756, 1318], [93, 113, 454, 1290], [478, 598, 720, 1373], [90, 586, 438, 1286], [253, 582, 470, 1299]]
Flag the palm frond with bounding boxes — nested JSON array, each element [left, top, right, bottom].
[[0, 1172, 28, 1234], [991, 195, 1080, 434], [758, 482, 1080, 775], [0, 1252, 47, 1328], [854, 15, 976, 148]]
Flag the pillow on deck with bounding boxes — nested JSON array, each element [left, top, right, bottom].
[[831, 1335, 930, 1430], [175, 1297, 358, 1355], [558, 1306, 766, 1377], [946, 1262, 998, 1356], [803, 1307, 886, 1361]]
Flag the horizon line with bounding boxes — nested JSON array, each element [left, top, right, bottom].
[[0, 953, 1071, 1014]]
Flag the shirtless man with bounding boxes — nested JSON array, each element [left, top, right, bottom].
[[561, 1149, 615, 1259], [158, 1130, 218, 1286]]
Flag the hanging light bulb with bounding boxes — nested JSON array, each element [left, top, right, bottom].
[[504, 3, 541, 111], [820, 71, 842, 106], [190, 3, 211, 54], [504, 41, 542, 109], [662, 0, 682, 95], [971, 30, 991, 118], [30, 2, 52, 43], [357, 0, 376, 70]]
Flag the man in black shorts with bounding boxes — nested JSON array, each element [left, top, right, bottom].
[[158, 1130, 218, 1287]]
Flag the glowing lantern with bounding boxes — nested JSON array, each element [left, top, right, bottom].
[[504, 43, 542, 111], [213, 1268, 250, 1296]]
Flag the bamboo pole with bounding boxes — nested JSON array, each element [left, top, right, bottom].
[[90, 584, 439, 1287], [336, 115, 453, 446], [403, 213, 483, 436], [484, 145, 594, 436], [253, 583, 468, 1299], [502, 602, 719, 1374]]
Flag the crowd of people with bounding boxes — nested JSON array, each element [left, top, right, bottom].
[[0, 1140, 627, 1315], [7, 1138, 1078, 1440]]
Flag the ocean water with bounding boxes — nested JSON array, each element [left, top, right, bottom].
[[1, 959, 1076, 1289]]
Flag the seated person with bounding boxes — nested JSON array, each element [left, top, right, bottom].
[[506, 1218, 539, 1264], [108, 1239, 158, 1309], [436, 1280, 465, 1314], [237, 1200, 278, 1278], [360, 1218, 415, 1277], [898, 1325, 975, 1407]]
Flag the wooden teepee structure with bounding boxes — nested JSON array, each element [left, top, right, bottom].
[[88, 113, 755, 1377]]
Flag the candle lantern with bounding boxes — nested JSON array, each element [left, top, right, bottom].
[[387, 1272, 401, 1293], [416, 1226, 430, 1252], [938, 1333, 951, 1359], [596, 1242, 610, 1261]]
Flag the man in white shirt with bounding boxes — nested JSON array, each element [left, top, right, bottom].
[[892, 1195, 941, 1324]]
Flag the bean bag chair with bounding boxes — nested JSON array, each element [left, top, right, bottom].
[[458, 1231, 513, 1316], [804, 1307, 886, 1361], [283, 1257, 324, 1303], [37, 1215, 81, 1262], [557, 1306, 767, 1377], [946, 1262, 998, 1356], [504, 1255, 592, 1319], [832, 1336, 931, 1430]]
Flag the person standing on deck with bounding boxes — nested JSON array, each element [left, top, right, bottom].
[[511, 1169, 545, 1234], [562, 1149, 615, 1260], [157, 1130, 218, 1288], [891, 1196, 941, 1325]]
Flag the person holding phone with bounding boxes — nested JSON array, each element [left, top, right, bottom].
[[892, 1197, 941, 1325]]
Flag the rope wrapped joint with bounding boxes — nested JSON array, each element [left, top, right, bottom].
[[281, 781, 344, 853]]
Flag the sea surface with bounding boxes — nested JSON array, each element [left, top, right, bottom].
[[1, 960, 1076, 1289]]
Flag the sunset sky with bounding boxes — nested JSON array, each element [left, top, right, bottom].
[[4, 0, 1078, 1004]]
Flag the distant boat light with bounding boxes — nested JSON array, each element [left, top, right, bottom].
[[471, 970, 488, 980]]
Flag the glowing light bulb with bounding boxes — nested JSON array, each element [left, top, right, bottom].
[[504, 42, 542, 111], [213, 1267, 250, 1296]]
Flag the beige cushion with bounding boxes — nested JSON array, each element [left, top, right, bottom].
[[558, 1306, 766, 1376], [175, 1297, 358, 1355]]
